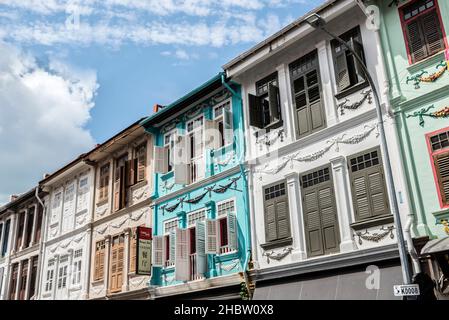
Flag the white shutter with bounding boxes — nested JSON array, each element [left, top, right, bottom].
[[174, 135, 190, 185], [205, 119, 220, 150], [223, 108, 233, 146], [227, 211, 237, 251], [205, 219, 218, 254], [152, 236, 164, 267], [77, 176, 89, 212], [62, 184, 75, 233], [169, 231, 176, 264], [153, 146, 168, 174], [175, 228, 189, 281], [196, 221, 207, 275]]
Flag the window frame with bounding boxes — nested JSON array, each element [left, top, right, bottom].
[[163, 217, 179, 267], [426, 126, 449, 209], [186, 114, 205, 184], [98, 163, 110, 203], [164, 129, 177, 173], [213, 98, 234, 150], [399, 0, 448, 65], [253, 72, 283, 131]]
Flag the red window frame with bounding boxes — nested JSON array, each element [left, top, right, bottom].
[[425, 126, 449, 209], [399, 0, 448, 65], [219, 218, 228, 247]]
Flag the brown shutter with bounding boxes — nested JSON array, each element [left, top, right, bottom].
[[109, 235, 124, 293], [318, 186, 339, 253], [422, 11, 445, 57], [248, 94, 263, 128], [120, 166, 126, 209], [129, 228, 137, 273], [406, 19, 428, 63], [113, 167, 121, 212], [335, 48, 350, 92], [268, 84, 280, 122], [137, 146, 146, 182], [94, 241, 105, 281], [434, 152, 449, 205]]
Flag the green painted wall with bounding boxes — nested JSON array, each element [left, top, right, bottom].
[[376, 0, 449, 239]]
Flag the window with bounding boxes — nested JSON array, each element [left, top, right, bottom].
[[29, 257, 38, 299], [428, 129, 449, 207], [62, 183, 75, 233], [51, 191, 62, 223], [25, 207, 35, 248], [263, 182, 291, 244], [248, 72, 282, 130], [98, 164, 110, 203], [34, 208, 43, 244], [187, 116, 205, 184], [109, 234, 125, 293], [113, 154, 128, 211], [45, 259, 55, 292], [290, 50, 325, 138], [129, 228, 138, 273], [16, 212, 25, 251], [186, 210, 206, 280], [164, 131, 176, 173], [9, 263, 19, 300], [57, 255, 69, 290], [401, 0, 446, 64], [94, 240, 105, 281], [349, 147, 390, 221], [72, 249, 82, 286], [1, 220, 10, 257], [135, 144, 147, 183], [204, 200, 237, 255], [213, 100, 233, 148], [19, 260, 28, 300], [332, 26, 367, 94], [163, 218, 178, 267]]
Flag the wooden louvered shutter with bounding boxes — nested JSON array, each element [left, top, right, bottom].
[[335, 48, 350, 92], [352, 174, 372, 220], [153, 146, 168, 174], [119, 166, 126, 209], [223, 107, 233, 146], [275, 197, 290, 239], [248, 94, 263, 128], [195, 221, 207, 275], [109, 240, 118, 292], [94, 243, 100, 280], [137, 145, 146, 182], [174, 135, 190, 185], [366, 167, 389, 217], [304, 189, 324, 257], [126, 159, 135, 187], [264, 199, 277, 242], [406, 19, 428, 63], [205, 219, 218, 254], [227, 211, 237, 251], [307, 70, 324, 132], [205, 119, 220, 150], [175, 228, 189, 281], [422, 11, 445, 57], [129, 228, 137, 273], [169, 231, 176, 263], [318, 186, 339, 253], [268, 84, 280, 122], [434, 152, 449, 205], [113, 168, 121, 212], [152, 236, 164, 267], [117, 240, 124, 291]]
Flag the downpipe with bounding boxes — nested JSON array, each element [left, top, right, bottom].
[[405, 215, 421, 274], [34, 187, 47, 300]]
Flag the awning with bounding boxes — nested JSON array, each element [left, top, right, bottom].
[[421, 237, 449, 255]]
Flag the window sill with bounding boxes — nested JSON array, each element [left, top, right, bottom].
[[254, 120, 284, 138], [432, 208, 449, 224], [214, 250, 239, 263], [160, 171, 174, 181], [407, 51, 446, 74], [260, 237, 293, 251], [350, 214, 394, 231], [335, 81, 370, 100], [96, 199, 108, 207], [130, 180, 147, 191], [91, 279, 104, 286]]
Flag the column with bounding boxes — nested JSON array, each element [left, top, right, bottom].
[[52, 255, 60, 299], [30, 205, 38, 246], [14, 260, 22, 300], [19, 209, 29, 251], [285, 172, 307, 260], [81, 229, 91, 299], [276, 63, 296, 141], [10, 212, 19, 254], [104, 235, 111, 295], [122, 228, 130, 292], [330, 156, 357, 252], [0, 221, 6, 256], [316, 40, 338, 127], [24, 257, 33, 300]]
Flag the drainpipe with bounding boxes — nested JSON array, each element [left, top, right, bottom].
[[405, 215, 421, 274], [221, 73, 241, 100], [35, 186, 47, 300]]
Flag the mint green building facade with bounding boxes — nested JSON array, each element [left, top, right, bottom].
[[376, 0, 449, 239]]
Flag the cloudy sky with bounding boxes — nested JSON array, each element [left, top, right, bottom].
[[0, 0, 325, 204]]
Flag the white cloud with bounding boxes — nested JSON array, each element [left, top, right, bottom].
[[0, 42, 98, 204]]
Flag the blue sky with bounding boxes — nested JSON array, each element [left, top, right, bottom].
[[0, 0, 325, 203]]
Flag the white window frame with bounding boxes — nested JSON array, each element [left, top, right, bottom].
[[164, 129, 177, 173], [187, 209, 206, 228], [163, 217, 179, 268], [186, 114, 205, 184], [45, 258, 56, 293], [213, 99, 233, 150], [215, 198, 237, 255], [72, 249, 83, 286]]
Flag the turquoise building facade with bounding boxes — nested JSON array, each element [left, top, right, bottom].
[[140, 73, 251, 299]]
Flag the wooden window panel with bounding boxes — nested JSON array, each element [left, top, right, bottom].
[[109, 235, 124, 293], [9, 263, 19, 300], [136, 144, 146, 182], [129, 228, 137, 273], [263, 182, 291, 242], [94, 240, 105, 281], [19, 260, 28, 300]]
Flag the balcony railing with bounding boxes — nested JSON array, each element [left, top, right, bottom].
[[219, 245, 233, 255], [165, 260, 174, 268], [190, 156, 205, 184], [189, 253, 204, 281]]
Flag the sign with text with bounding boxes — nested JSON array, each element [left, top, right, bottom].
[[393, 284, 420, 297], [136, 226, 152, 276]]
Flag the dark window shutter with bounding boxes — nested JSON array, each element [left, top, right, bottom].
[[119, 166, 126, 209], [350, 39, 366, 83], [335, 48, 351, 92], [422, 11, 445, 57], [406, 19, 428, 63], [434, 152, 449, 205], [367, 169, 389, 216], [263, 183, 291, 243], [264, 200, 278, 242], [352, 174, 371, 220], [303, 190, 324, 257], [248, 94, 263, 128], [275, 198, 290, 239], [268, 84, 280, 122]]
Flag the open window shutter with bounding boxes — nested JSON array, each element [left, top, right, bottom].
[[205, 219, 218, 254], [335, 47, 350, 92], [169, 231, 176, 263], [351, 39, 366, 83], [264, 199, 277, 242], [318, 186, 340, 253], [119, 166, 126, 209], [268, 84, 280, 122], [351, 173, 372, 220], [125, 160, 134, 187], [422, 11, 445, 57], [152, 235, 164, 267], [94, 246, 100, 280], [303, 189, 324, 257], [227, 211, 237, 251], [406, 19, 427, 63], [366, 166, 389, 217], [137, 147, 146, 181], [205, 119, 220, 150], [129, 228, 137, 273], [195, 221, 207, 275], [110, 243, 118, 292], [248, 94, 263, 128], [275, 196, 290, 239], [174, 135, 190, 185], [99, 245, 105, 280], [224, 107, 233, 145], [175, 228, 189, 281], [153, 146, 168, 174], [117, 242, 124, 291], [434, 152, 449, 205], [113, 169, 121, 211]]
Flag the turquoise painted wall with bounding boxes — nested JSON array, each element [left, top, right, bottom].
[[376, 0, 449, 238]]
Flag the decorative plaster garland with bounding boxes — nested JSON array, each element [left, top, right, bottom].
[[213, 151, 236, 167], [220, 259, 240, 272], [407, 105, 449, 127], [50, 234, 85, 253], [354, 226, 395, 245], [262, 247, 293, 264], [337, 89, 372, 115], [255, 124, 379, 176], [407, 61, 448, 89], [256, 129, 285, 147]]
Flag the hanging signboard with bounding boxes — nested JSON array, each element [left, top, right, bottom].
[[136, 226, 152, 275]]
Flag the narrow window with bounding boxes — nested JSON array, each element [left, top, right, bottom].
[[94, 240, 105, 281], [263, 182, 291, 244], [98, 164, 110, 203], [428, 129, 449, 207]]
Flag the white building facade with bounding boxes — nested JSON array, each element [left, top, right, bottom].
[[224, 0, 413, 299], [39, 159, 95, 300]]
